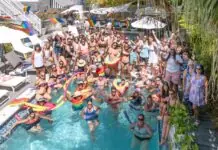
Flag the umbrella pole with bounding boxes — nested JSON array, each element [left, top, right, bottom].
[[137, 0, 140, 17]]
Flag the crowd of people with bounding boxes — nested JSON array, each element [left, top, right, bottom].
[[5, 24, 208, 149]]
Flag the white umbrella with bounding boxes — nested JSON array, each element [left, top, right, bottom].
[[0, 26, 28, 43], [90, 8, 108, 15], [73, 11, 89, 14], [61, 5, 83, 14], [131, 16, 166, 29]]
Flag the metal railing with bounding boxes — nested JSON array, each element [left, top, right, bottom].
[[0, 0, 42, 34]]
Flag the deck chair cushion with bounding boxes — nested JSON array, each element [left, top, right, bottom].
[[4, 51, 23, 68]]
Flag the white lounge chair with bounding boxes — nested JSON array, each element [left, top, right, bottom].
[[0, 90, 9, 106], [0, 74, 27, 92]]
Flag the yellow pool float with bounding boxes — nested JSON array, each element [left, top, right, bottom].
[[113, 79, 129, 95]]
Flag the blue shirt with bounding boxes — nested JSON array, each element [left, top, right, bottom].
[[140, 46, 149, 58], [130, 51, 137, 64]]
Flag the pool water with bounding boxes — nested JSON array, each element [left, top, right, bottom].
[[0, 83, 160, 150]]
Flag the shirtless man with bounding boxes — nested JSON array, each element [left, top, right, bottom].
[[107, 88, 125, 111]]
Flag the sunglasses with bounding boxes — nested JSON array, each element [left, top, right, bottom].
[[138, 118, 144, 121]]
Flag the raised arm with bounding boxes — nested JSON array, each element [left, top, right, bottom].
[[38, 114, 53, 121]]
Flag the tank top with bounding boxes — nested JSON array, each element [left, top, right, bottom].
[[44, 50, 50, 59], [34, 51, 44, 68], [84, 107, 98, 121]]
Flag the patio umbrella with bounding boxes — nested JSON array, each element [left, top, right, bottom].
[[61, 5, 84, 14], [73, 11, 89, 14], [0, 26, 28, 43], [131, 16, 166, 29]]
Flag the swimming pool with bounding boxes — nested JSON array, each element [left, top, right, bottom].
[[0, 83, 161, 150]]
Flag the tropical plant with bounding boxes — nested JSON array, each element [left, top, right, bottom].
[[179, 0, 218, 128], [169, 103, 199, 150]]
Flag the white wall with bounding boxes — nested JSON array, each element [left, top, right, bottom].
[[18, 0, 83, 10], [55, 0, 82, 7], [18, 0, 50, 12]]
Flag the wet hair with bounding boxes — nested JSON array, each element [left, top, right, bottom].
[[138, 114, 144, 119], [87, 99, 92, 103], [28, 108, 34, 114], [111, 87, 116, 92]]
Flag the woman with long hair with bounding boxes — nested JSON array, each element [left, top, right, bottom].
[[188, 64, 208, 125], [162, 49, 183, 93]]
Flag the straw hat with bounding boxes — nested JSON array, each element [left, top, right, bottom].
[[73, 91, 82, 98], [77, 59, 86, 67]]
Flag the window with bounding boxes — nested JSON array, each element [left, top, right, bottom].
[[21, 37, 33, 49]]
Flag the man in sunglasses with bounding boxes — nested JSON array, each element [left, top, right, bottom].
[[130, 114, 153, 150]]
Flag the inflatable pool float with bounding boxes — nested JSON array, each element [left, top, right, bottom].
[[10, 95, 65, 112], [113, 79, 129, 95], [104, 55, 120, 69], [96, 66, 105, 76], [71, 96, 84, 110], [9, 98, 29, 106], [87, 77, 97, 84], [75, 87, 92, 100]]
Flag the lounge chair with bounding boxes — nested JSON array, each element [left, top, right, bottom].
[[3, 51, 34, 76], [0, 89, 9, 107], [0, 74, 27, 92]]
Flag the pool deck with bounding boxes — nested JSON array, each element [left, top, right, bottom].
[[195, 112, 218, 150]]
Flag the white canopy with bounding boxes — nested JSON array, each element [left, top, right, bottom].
[[131, 16, 166, 29], [90, 3, 131, 15], [68, 25, 79, 37], [0, 26, 28, 43], [61, 5, 84, 14]]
